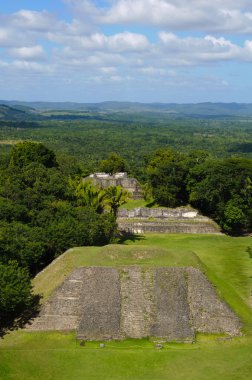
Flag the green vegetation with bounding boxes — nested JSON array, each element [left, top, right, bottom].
[[0, 143, 116, 274], [0, 142, 122, 327], [32, 244, 202, 301], [0, 261, 36, 331], [119, 198, 155, 209], [0, 331, 252, 380], [147, 149, 252, 234], [2, 111, 252, 180], [99, 152, 129, 174]]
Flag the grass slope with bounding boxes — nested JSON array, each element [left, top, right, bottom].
[[33, 244, 202, 302], [0, 234, 252, 380]]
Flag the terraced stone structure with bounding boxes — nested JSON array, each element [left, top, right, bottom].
[[27, 267, 241, 341], [117, 207, 220, 234], [87, 172, 142, 199]]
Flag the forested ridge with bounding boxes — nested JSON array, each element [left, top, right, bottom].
[[1, 110, 252, 179]]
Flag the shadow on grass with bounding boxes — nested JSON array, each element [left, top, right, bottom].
[[0, 294, 41, 338], [145, 200, 157, 208], [116, 231, 146, 244]]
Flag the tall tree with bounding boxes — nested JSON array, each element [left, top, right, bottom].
[[147, 148, 189, 207], [99, 152, 129, 174]]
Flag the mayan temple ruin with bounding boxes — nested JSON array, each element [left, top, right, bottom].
[[27, 266, 241, 341], [87, 172, 143, 199]]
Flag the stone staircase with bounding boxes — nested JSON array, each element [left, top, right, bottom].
[[151, 268, 194, 341], [120, 267, 154, 338], [27, 266, 241, 340], [77, 267, 121, 340], [187, 268, 241, 335], [27, 268, 85, 331]]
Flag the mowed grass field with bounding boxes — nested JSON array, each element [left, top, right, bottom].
[[0, 233, 252, 380]]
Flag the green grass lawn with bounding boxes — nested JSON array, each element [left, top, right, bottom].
[[119, 198, 153, 209], [0, 233, 252, 379]]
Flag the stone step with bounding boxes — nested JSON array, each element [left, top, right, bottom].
[[27, 266, 241, 339], [26, 315, 79, 331]]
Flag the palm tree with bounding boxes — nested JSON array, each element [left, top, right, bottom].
[[103, 186, 131, 217], [74, 180, 106, 212]]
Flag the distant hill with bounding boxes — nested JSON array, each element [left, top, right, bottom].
[[0, 104, 36, 121], [1, 100, 252, 118]]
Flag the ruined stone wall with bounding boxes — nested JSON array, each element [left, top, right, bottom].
[[27, 266, 241, 340], [117, 207, 221, 234], [118, 221, 220, 234], [87, 173, 142, 199], [118, 207, 201, 219]]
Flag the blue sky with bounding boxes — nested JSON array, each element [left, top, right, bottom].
[[0, 0, 252, 103]]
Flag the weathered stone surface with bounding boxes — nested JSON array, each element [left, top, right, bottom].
[[187, 268, 241, 335], [151, 268, 194, 341], [117, 207, 221, 234], [87, 172, 142, 199], [28, 266, 241, 340], [118, 221, 220, 234], [117, 207, 201, 219], [26, 267, 85, 331], [120, 267, 154, 338], [77, 267, 121, 340]]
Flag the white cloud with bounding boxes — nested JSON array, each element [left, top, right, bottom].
[[158, 33, 242, 65], [8, 45, 45, 60], [138, 66, 167, 76], [11, 10, 59, 32], [0, 27, 32, 47], [72, 0, 252, 34], [1, 1, 252, 101], [49, 31, 149, 52], [11, 60, 54, 73], [100, 66, 117, 73]]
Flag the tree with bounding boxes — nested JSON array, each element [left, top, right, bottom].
[[9, 141, 58, 168], [222, 200, 247, 234], [99, 153, 129, 174], [103, 186, 131, 216], [147, 149, 189, 207], [187, 158, 252, 233], [73, 179, 106, 212], [0, 222, 48, 274], [0, 261, 35, 329]]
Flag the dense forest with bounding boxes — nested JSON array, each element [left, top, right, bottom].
[[1, 103, 252, 180], [1, 105, 252, 331], [0, 142, 126, 331]]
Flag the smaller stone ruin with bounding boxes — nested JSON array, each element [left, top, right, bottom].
[[117, 207, 221, 234], [87, 172, 142, 199]]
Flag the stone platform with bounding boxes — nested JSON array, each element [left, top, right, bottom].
[[117, 207, 221, 234], [27, 266, 241, 341]]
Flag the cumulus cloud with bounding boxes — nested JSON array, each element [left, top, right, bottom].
[[11, 60, 54, 73], [72, 0, 252, 34], [11, 10, 60, 32], [1, 1, 252, 101], [158, 33, 242, 65], [8, 45, 45, 60], [0, 27, 32, 47], [49, 31, 149, 52]]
